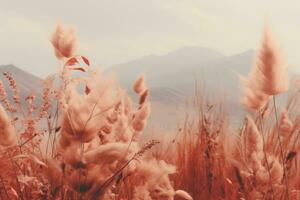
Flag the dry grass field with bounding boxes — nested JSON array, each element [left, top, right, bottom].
[[0, 23, 299, 200]]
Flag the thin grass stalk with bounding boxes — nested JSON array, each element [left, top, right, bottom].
[[45, 101, 58, 156], [273, 96, 289, 199], [91, 151, 144, 199], [9, 157, 25, 200], [0, 188, 5, 200], [291, 130, 300, 152], [45, 117, 52, 156], [258, 110, 275, 200], [164, 130, 179, 160], [51, 101, 60, 157], [0, 174, 9, 199]]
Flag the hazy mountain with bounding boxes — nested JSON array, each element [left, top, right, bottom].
[[0, 47, 256, 127], [0, 47, 255, 105], [107, 47, 255, 106], [108, 46, 225, 87], [105, 47, 257, 126]]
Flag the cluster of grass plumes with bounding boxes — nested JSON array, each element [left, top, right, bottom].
[[0, 23, 192, 200], [155, 27, 300, 200], [2, 22, 300, 200], [167, 94, 300, 200]]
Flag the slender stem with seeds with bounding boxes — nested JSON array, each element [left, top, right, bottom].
[[273, 96, 289, 200], [258, 109, 275, 200]]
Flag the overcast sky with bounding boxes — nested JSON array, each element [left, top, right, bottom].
[[1, 0, 300, 77]]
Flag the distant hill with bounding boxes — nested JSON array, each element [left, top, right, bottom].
[[108, 46, 226, 87], [104, 47, 257, 126], [107, 47, 255, 107], [0, 47, 256, 127]]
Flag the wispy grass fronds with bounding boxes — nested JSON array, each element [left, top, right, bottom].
[[242, 27, 288, 110], [0, 104, 17, 146]]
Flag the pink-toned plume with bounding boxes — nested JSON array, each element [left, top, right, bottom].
[[241, 77, 270, 110], [255, 27, 289, 95], [50, 23, 76, 60], [0, 104, 17, 146], [133, 74, 146, 94], [279, 109, 293, 134], [245, 116, 263, 157], [241, 27, 289, 110]]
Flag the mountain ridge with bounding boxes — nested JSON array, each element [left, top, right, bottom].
[[0, 47, 256, 112], [0, 47, 257, 125]]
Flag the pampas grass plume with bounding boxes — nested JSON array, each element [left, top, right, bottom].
[[50, 23, 76, 59], [0, 104, 17, 146], [137, 103, 151, 120], [279, 109, 293, 133], [255, 27, 289, 95], [132, 118, 146, 132], [242, 26, 289, 110], [175, 190, 193, 200], [133, 74, 146, 94], [245, 115, 263, 154], [269, 155, 283, 184], [242, 78, 270, 110]]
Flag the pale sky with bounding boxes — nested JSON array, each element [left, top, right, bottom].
[[1, 0, 300, 77]]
